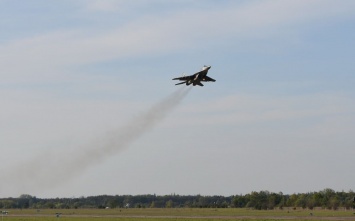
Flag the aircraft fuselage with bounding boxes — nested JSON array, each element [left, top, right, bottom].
[[173, 66, 215, 87]]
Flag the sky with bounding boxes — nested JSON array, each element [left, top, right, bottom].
[[0, 0, 355, 198]]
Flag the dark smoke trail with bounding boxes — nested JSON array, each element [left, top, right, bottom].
[[1, 87, 191, 194], [77, 86, 191, 166]]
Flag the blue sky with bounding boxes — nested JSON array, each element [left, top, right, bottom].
[[0, 0, 354, 198]]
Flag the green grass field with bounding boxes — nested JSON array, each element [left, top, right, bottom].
[[2, 208, 355, 221]]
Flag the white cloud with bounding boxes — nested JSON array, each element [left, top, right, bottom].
[[1, 0, 355, 197], [1, 0, 354, 83], [83, 0, 196, 13], [85, 0, 124, 12], [169, 93, 352, 126]]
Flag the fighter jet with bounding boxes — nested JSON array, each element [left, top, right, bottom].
[[172, 65, 216, 86]]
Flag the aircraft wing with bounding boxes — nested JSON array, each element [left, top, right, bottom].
[[202, 76, 216, 82], [172, 74, 195, 81], [175, 81, 186, 85]]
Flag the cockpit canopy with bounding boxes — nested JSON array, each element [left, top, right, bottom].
[[202, 65, 211, 70]]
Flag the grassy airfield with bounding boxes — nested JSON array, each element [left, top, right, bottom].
[[2, 208, 355, 220]]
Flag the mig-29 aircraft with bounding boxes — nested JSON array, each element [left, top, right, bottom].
[[172, 65, 216, 86]]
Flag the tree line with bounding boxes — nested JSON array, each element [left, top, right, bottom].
[[0, 189, 354, 210]]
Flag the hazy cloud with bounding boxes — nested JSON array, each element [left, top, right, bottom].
[[1, 0, 354, 197], [1, 0, 354, 82], [0, 87, 191, 195]]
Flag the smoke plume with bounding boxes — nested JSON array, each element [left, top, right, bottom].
[[1, 87, 191, 195]]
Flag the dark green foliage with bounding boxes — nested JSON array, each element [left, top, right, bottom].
[[0, 189, 354, 210]]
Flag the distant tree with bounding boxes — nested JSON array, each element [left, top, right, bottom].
[[277, 194, 286, 209], [328, 196, 340, 210], [165, 200, 173, 208], [183, 200, 192, 208], [267, 194, 277, 209], [2, 189, 355, 210], [286, 194, 298, 207], [0, 200, 16, 208], [19, 194, 33, 199], [322, 188, 335, 208], [246, 191, 269, 210], [150, 201, 156, 208], [295, 194, 307, 209], [220, 201, 229, 208], [17, 194, 36, 209], [312, 191, 323, 207], [197, 196, 207, 208], [45, 202, 55, 209], [55, 203, 66, 209], [123, 196, 132, 208], [306, 197, 315, 210], [108, 199, 118, 208], [233, 195, 246, 208], [73, 202, 81, 209]]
